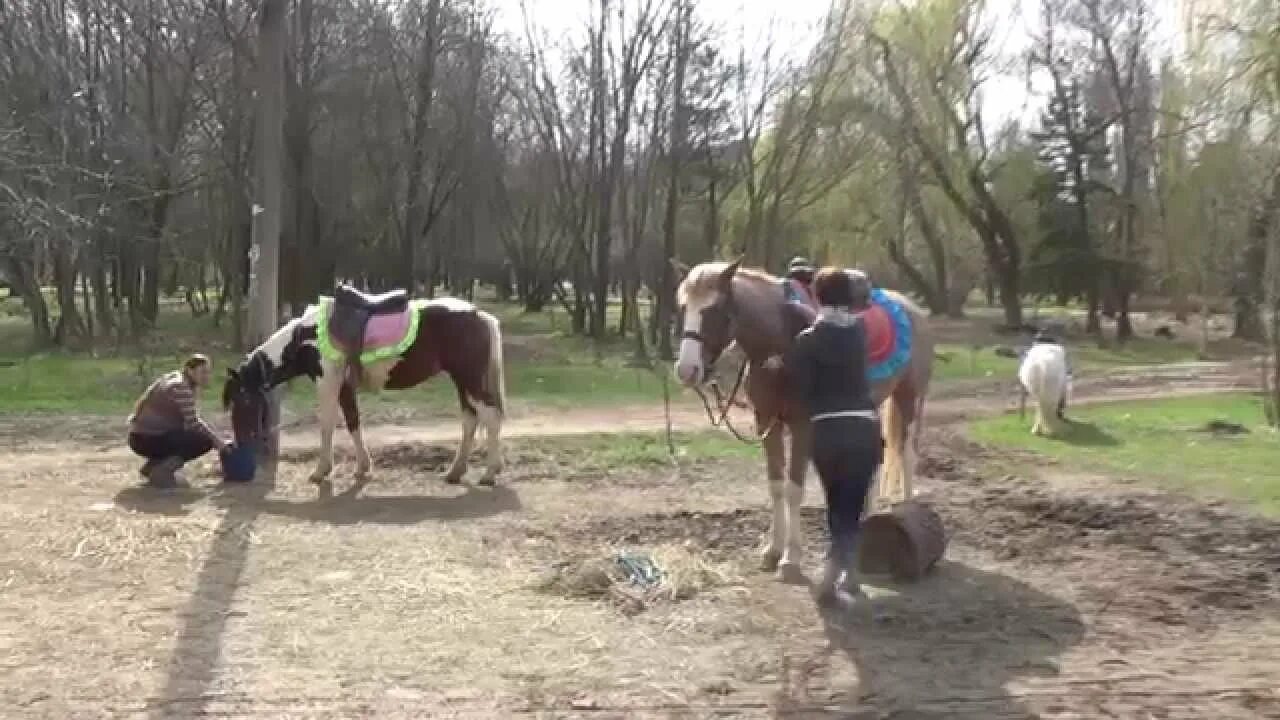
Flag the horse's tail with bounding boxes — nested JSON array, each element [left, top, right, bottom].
[[1019, 346, 1064, 429], [879, 394, 909, 506], [478, 310, 507, 416]]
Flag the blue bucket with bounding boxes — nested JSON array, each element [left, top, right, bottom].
[[220, 443, 257, 483]]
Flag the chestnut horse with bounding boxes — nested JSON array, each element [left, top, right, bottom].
[[223, 293, 506, 486], [673, 259, 933, 581]]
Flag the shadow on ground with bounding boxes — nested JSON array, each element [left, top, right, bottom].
[[1055, 419, 1120, 447], [140, 455, 279, 719], [251, 480, 522, 525], [113, 485, 208, 517], [808, 561, 1085, 719]]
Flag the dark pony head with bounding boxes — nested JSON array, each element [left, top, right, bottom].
[[222, 313, 323, 447]]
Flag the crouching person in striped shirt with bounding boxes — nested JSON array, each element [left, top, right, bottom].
[[784, 268, 884, 608], [126, 354, 228, 488]]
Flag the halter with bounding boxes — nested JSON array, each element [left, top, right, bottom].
[[230, 353, 276, 443], [682, 294, 783, 445]]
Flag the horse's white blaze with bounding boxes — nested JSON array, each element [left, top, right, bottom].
[[1018, 344, 1068, 435], [674, 293, 718, 386]]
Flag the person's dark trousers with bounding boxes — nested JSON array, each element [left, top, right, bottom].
[[129, 430, 214, 462], [810, 416, 883, 594]]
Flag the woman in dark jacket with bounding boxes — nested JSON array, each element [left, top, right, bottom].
[[785, 267, 884, 605]]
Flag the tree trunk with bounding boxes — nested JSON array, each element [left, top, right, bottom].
[[1236, 174, 1278, 342], [6, 257, 53, 346], [248, 0, 288, 454], [1086, 284, 1102, 334], [704, 170, 720, 259], [84, 236, 113, 334], [997, 269, 1023, 329], [1115, 285, 1134, 341], [399, 0, 443, 293], [657, 0, 689, 361], [52, 243, 85, 346]]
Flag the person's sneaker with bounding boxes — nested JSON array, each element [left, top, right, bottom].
[[146, 457, 187, 489]]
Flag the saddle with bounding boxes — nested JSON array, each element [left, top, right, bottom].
[[329, 284, 411, 361]]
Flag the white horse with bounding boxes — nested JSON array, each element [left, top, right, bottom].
[[1018, 343, 1071, 436]]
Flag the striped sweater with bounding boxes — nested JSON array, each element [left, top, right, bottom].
[[128, 371, 214, 438]]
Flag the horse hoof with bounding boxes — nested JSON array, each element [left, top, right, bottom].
[[443, 472, 465, 485], [477, 473, 498, 487], [759, 549, 782, 573], [308, 472, 331, 485], [776, 562, 807, 585]]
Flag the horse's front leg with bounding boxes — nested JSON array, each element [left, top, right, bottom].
[[340, 381, 373, 480], [443, 388, 479, 484], [760, 424, 786, 573], [310, 370, 343, 485], [778, 419, 810, 584]]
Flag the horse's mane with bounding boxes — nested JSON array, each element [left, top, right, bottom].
[[677, 262, 780, 305]]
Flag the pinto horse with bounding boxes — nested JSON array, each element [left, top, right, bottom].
[[673, 259, 933, 581], [222, 290, 507, 486]]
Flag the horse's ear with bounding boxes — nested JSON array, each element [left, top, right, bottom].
[[718, 257, 742, 291], [669, 258, 690, 279]]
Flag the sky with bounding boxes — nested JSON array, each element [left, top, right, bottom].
[[492, 0, 1183, 132]]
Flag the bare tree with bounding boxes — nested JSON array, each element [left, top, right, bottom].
[[249, 0, 286, 347], [655, 0, 691, 359], [868, 0, 1027, 327], [733, 3, 863, 270], [1075, 0, 1158, 341]]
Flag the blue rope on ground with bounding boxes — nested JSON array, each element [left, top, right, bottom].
[[614, 552, 663, 589]]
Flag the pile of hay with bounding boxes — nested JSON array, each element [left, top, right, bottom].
[[535, 543, 737, 614]]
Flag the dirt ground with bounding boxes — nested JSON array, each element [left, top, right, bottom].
[[1, 363, 1277, 718]]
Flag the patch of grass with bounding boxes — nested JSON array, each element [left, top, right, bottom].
[[1072, 338, 1202, 367], [970, 393, 1280, 516], [0, 287, 1218, 418], [932, 337, 1207, 384], [534, 431, 757, 470], [933, 344, 1018, 381], [0, 297, 667, 415]]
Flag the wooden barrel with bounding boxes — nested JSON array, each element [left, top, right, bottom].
[[856, 500, 947, 581]]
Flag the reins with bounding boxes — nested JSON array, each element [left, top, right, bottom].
[[690, 355, 783, 445]]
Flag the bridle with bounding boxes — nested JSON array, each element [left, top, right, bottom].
[[681, 297, 783, 445]]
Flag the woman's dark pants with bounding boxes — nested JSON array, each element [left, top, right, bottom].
[[810, 417, 883, 572]]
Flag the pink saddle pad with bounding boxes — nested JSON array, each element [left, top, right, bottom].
[[362, 308, 413, 350]]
